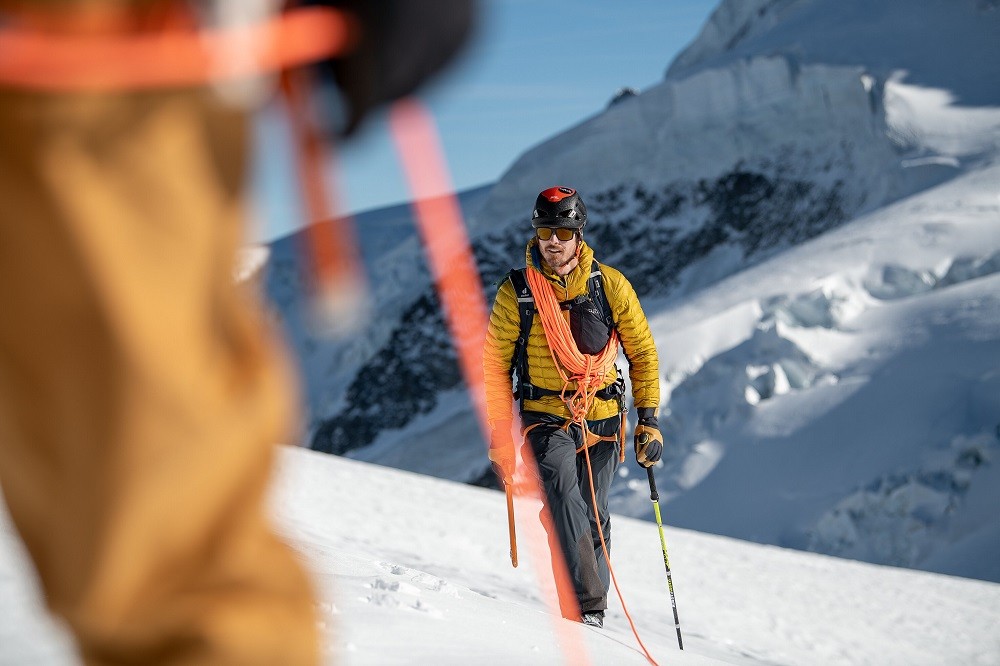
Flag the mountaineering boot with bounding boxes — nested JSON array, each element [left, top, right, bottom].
[[582, 612, 604, 628]]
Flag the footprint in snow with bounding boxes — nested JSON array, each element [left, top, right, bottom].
[[377, 561, 409, 576], [362, 581, 442, 617], [363, 567, 456, 617], [376, 561, 461, 598]]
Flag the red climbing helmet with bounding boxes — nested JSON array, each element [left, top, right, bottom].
[[531, 186, 587, 230]]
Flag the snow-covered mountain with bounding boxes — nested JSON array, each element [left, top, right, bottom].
[[4, 446, 999, 665], [263, 0, 1000, 583]]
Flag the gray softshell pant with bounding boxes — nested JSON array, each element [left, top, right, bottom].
[[522, 412, 621, 615]]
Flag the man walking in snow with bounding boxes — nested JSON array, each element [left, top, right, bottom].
[[483, 186, 663, 628]]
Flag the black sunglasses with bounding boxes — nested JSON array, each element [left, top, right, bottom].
[[536, 227, 576, 242]]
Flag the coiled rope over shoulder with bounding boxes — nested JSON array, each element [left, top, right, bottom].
[[524, 266, 618, 420]]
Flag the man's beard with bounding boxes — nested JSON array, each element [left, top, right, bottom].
[[544, 252, 574, 270]]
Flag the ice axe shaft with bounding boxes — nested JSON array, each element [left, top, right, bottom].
[[647, 466, 684, 650], [505, 482, 518, 568]]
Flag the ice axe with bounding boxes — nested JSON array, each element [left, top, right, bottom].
[[505, 481, 518, 567]]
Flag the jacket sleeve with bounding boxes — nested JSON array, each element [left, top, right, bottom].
[[483, 278, 520, 427], [604, 268, 660, 411]]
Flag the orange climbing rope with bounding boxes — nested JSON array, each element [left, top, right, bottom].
[[0, 4, 366, 335], [525, 266, 619, 421], [526, 265, 662, 666], [390, 100, 593, 666], [0, 5, 356, 91]]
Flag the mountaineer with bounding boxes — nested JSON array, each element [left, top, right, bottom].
[[483, 186, 663, 628]]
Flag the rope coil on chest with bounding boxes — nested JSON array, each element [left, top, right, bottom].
[[525, 266, 618, 423]]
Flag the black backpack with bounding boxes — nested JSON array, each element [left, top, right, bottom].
[[505, 262, 624, 408]]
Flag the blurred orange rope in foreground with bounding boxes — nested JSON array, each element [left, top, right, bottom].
[[0, 6, 356, 91], [389, 98, 593, 666]]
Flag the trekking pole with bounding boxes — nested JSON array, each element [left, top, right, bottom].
[[646, 464, 683, 650], [505, 482, 518, 567]]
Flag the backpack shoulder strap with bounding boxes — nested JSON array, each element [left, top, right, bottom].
[[505, 268, 536, 404], [588, 260, 615, 330], [504, 269, 535, 400], [588, 261, 626, 414], [506, 268, 534, 345]]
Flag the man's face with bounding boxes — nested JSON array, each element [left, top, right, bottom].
[[536, 227, 579, 272]]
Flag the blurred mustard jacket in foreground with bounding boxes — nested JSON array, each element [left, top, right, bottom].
[[0, 6, 318, 664]]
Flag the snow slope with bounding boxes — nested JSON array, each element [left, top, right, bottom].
[[610, 162, 1000, 582], [666, 0, 1000, 106], [257, 0, 1000, 583], [3, 446, 999, 665]]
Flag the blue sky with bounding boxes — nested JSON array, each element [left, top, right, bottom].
[[251, 0, 719, 242]]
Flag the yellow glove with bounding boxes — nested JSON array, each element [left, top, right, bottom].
[[634, 408, 663, 468]]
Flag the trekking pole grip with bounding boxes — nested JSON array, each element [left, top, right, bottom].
[[646, 465, 658, 502]]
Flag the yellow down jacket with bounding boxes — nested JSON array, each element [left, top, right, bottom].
[[483, 238, 660, 425]]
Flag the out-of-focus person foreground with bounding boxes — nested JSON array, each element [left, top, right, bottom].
[[0, 0, 474, 663]]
